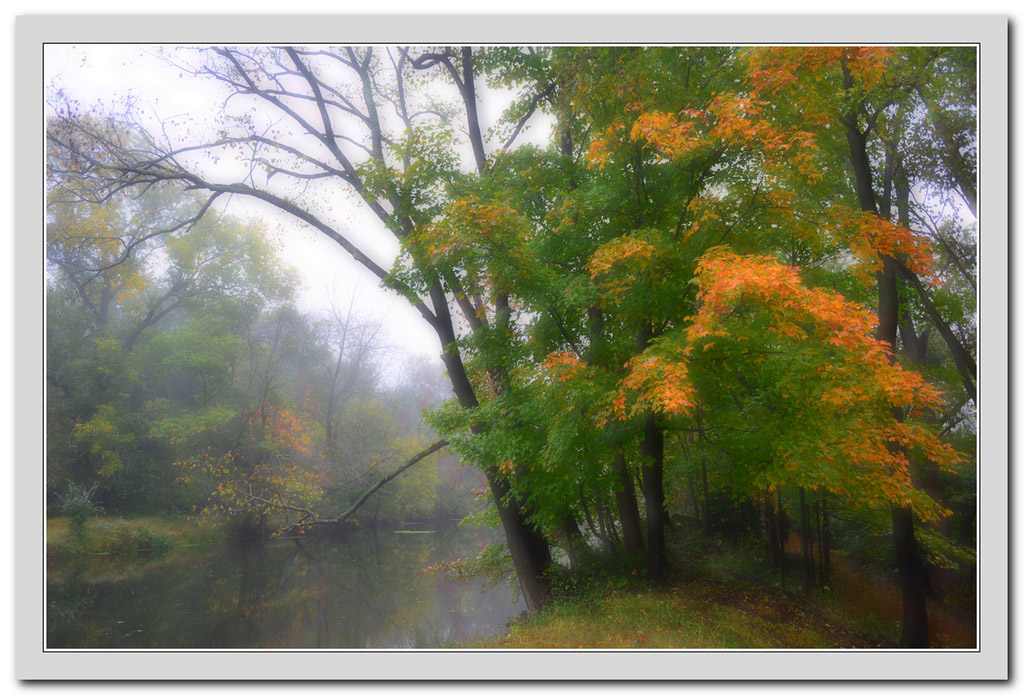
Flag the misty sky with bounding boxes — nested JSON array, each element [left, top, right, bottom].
[[44, 44, 465, 369]]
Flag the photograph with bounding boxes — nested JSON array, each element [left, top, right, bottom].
[[18, 13, 1008, 680]]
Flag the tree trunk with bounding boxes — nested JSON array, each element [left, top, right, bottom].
[[640, 412, 667, 585], [689, 478, 701, 525], [700, 455, 711, 536], [799, 487, 815, 595], [764, 498, 776, 568], [916, 86, 977, 216], [843, 96, 930, 647], [596, 488, 618, 548], [579, 484, 614, 553], [816, 494, 830, 588], [822, 496, 831, 585], [557, 515, 588, 572], [490, 474, 552, 611], [893, 505, 929, 647], [429, 280, 552, 611], [775, 489, 787, 590], [637, 323, 668, 585], [613, 450, 645, 558], [697, 409, 712, 535]]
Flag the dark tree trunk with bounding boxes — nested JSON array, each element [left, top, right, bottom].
[[916, 86, 977, 216], [489, 474, 552, 611], [596, 488, 620, 548], [700, 455, 711, 536], [613, 450, 645, 558], [590, 305, 644, 560], [637, 323, 668, 585], [579, 484, 615, 553], [696, 410, 712, 535], [879, 257, 931, 648], [689, 478, 701, 525], [799, 487, 815, 595], [893, 505, 930, 647], [428, 279, 551, 611], [816, 494, 831, 588], [96, 278, 113, 328], [557, 515, 588, 572], [823, 496, 831, 585], [459, 47, 489, 175], [896, 262, 976, 405], [640, 412, 668, 585], [775, 490, 788, 590]]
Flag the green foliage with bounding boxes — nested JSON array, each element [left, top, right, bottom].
[[423, 540, 514, 594], [55, 481, 103, 546]]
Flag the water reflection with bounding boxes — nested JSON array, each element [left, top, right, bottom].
[[47, 525, 524, 648]]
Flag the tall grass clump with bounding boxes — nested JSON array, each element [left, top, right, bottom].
[[55, 482, 103, 550]]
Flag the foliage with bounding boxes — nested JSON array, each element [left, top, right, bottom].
[[56, 481, 103, 546]]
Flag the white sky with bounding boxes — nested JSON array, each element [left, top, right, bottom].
[[45, 44, 457, 366]]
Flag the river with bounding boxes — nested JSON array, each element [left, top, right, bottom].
[[46, 523, 525, 649]]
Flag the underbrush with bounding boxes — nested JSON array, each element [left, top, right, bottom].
[[544, 552, 647, 604]]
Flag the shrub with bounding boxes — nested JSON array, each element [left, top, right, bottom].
[[95, 519, 172, 557], [56, 482, 103, 548]]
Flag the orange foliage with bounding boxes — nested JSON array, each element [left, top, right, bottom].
[[622, 96, 821, 185], [541, 351, 586, 383], [587, 235, 656, 278], [745, 46, 894, 101], [829, 206, 935, 282], [614, 352, 695, 420], [585, 121, 627, 169], [686, 249, 962, 519], [253, 401, 315, 457], [415, 194, 532, 295], [689, 249, 944, 410]]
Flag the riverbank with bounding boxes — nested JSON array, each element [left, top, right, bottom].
[[47, 515, 220, 556], [471, 533, 975, 649]]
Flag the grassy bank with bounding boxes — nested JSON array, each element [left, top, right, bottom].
[[472, 531, 974, 649], [47, 515, 221, 559]]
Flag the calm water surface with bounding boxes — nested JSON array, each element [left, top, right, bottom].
[[47, 524, 525, 648]]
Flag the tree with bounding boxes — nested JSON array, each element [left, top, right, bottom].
[[737, 46, 978, 646]]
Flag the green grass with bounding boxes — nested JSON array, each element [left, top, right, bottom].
[[479, 579, 859, 649], [47, 515, 221, 558], [473, 528, 974, 649]]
